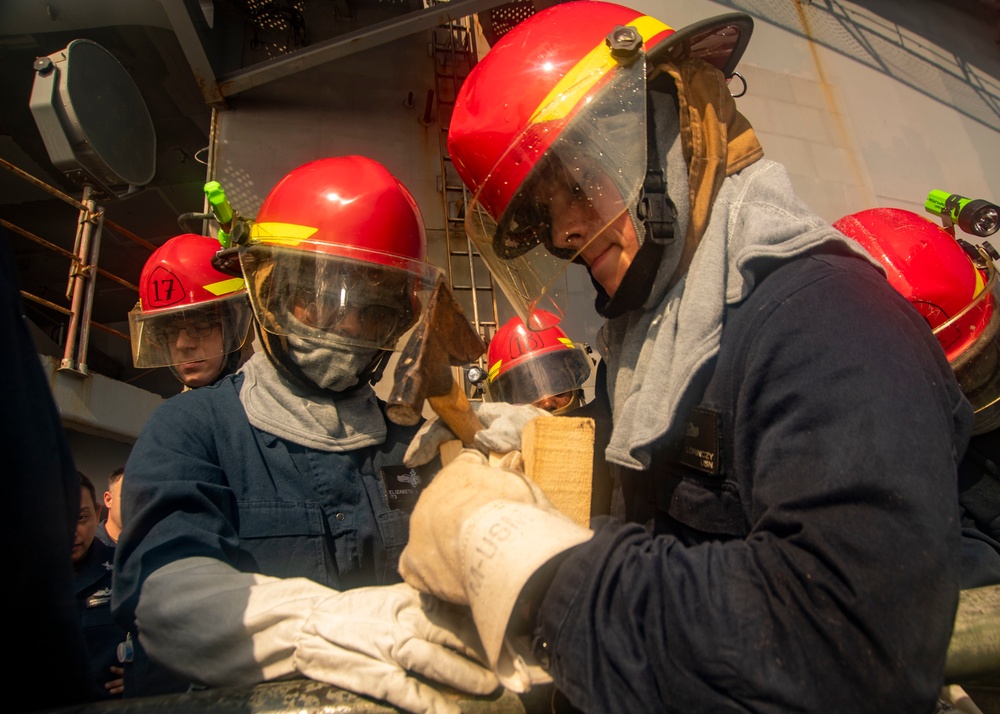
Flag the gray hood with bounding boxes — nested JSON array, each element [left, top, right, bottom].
[[599, 157, 880, 469]]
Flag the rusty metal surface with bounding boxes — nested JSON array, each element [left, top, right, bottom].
[[33, 583, 1000, 713], [946, 583, 1000, 683], [41, 679, 528, 714]]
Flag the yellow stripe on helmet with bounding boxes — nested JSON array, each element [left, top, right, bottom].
[[204, 277, 245, 296], [973, 266, 986, 297], [530, 16, 671, 125], [557, 337, 575, 349], [249, 222, 319, 245], [488, 359, 502, 382]]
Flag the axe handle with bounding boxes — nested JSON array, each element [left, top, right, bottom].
[[427, 378, 483, 447]]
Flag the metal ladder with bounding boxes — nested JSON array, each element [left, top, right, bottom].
[[430, 15, 499, 381]]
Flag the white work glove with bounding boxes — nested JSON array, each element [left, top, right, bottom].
[[399, 450, 592, 692], [404, 402, 552, 467], [295, 582, 499, 713], [136, 557, 497, 714]]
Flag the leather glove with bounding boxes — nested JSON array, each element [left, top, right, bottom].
[[399, 450, 592, 691], [137, 558, 497, 714], [400, 449, 556, 604], [295, 582, 499, 714], [404, 402, 552, 467]]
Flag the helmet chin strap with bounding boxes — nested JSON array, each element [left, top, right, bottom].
[[362, 349, 394, 389], [972, 393, 1000, 435], [636, 88, 676, 250], [594, 230, 667, 318], [549, 389, 586, 416], [220, 347, 244, 380], [595, 82, 677, 319]]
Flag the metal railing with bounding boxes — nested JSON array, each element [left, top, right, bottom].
[[1, 157, 152, 375]]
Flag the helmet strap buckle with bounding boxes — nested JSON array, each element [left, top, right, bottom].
[[637, 169, 675, 246], [636, 94, 676, 247]]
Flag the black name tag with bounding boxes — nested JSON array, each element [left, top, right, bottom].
[[676, 407, 722, 476], [379, 464, 431, 512]]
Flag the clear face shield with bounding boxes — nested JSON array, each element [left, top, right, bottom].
[[937, 249, 1000, 434], [129, 292, 252, 369], [238, 241, 443, 352], [485, 343, 593, 409], [464, 58, 648, 323]]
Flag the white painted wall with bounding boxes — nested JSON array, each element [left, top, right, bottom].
[[636, 0, 1000, 221]]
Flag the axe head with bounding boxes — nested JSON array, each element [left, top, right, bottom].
[[386, 275, 486, 426]]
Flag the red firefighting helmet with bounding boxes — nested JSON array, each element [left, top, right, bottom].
[[486, 310, 593, 414], [834, 208, 1000, 433], [449, 0, 752, 321], [128, 233, 252, 369], [239, 156, 443, 351]]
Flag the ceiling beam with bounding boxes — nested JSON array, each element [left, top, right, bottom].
[[161, 0, 508, 103], [158, 0, 226, 106]]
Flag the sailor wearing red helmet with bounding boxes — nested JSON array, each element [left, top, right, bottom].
[[129, 233, 253, 389], [113, 156, 498, 710], [484, 310, 593, 415], [398, 3, 970, 713], [481, 311, 613, 517], [835, 207, 1000, 590]]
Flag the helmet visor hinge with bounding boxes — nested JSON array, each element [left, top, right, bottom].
[[959, 237, 1000, 268], [606, 25, 643, 65]]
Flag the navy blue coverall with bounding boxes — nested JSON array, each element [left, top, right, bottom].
[[112, 372, 428, 694], [74, 536, 129, 701], [537, 253, 970, 713]]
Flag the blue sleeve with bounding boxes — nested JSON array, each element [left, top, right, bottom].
[[112, 382, 244, 628], [957, 432, 1000, 588], [538, 256, 969, 712]]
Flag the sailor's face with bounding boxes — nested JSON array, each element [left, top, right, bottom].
[[72, 487, 98, 565], [534, 157, 639, 297], [532, 390, 575, 413], [167, 320, 226, 387], [288, 263, 413, 347]]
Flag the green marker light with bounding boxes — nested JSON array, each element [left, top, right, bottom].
[[204, 181, 235, 248]]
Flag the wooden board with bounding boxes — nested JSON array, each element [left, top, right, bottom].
[[521, 416, 595, 528]]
